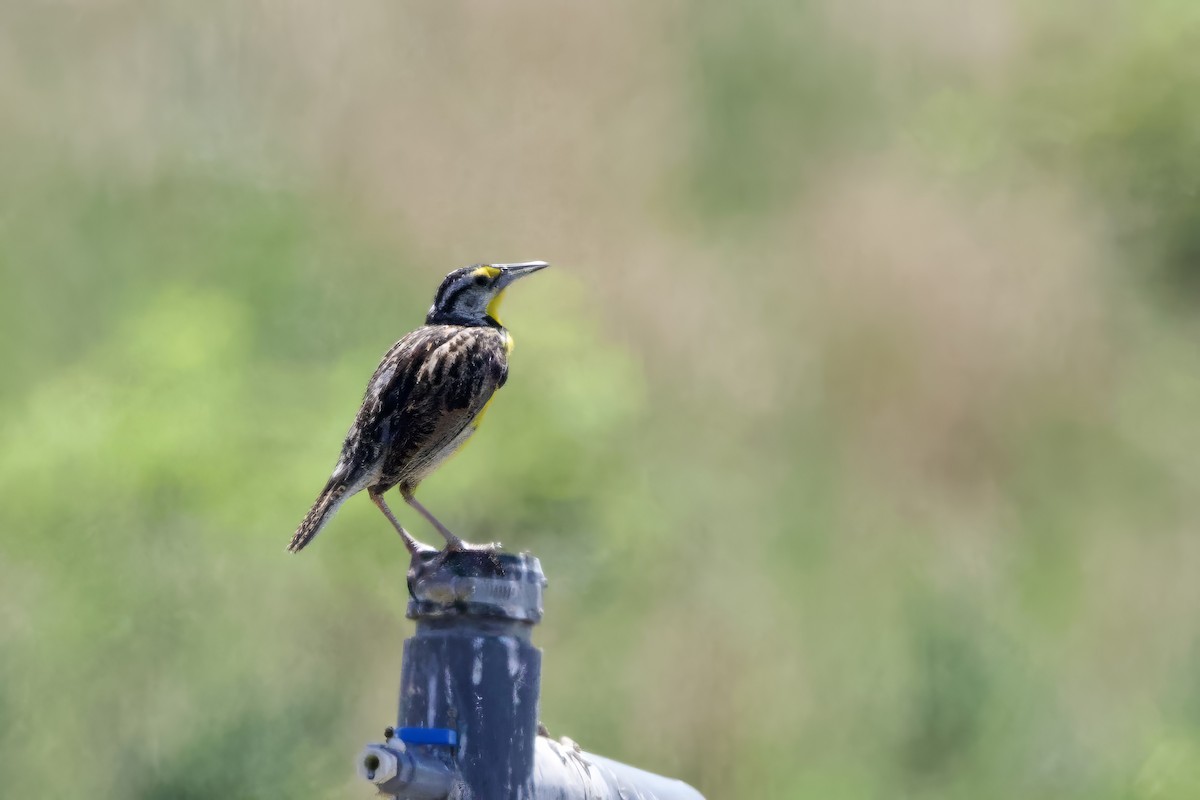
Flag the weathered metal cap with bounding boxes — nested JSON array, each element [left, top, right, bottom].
[[406, 550, 546, 623]]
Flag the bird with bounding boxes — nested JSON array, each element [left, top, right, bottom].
[[287, 261, 549, 555]]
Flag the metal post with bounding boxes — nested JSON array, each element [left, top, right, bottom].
[[356, 549, 705, 800]]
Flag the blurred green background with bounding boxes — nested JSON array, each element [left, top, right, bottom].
[[3, 2, 1200, 798]]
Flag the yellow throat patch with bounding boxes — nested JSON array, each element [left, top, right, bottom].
[[486, 287, 507, 327], [476, 266, 513, 351]]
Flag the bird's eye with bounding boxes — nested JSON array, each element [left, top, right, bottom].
[[474, 275, 489, 286]]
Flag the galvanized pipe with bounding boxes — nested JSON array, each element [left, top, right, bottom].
[[357, 549, 704, 800]]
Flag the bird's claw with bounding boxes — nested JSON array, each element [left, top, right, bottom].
[[416, 539, 504, 574], [446, 539, 502, 553]]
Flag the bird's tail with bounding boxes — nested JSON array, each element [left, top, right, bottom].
[[287, 483, 349, 553]]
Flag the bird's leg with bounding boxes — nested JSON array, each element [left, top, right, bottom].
[[401, 490, 466, 550], [402, 490, 499, 552], [369, 489, 435, 555]]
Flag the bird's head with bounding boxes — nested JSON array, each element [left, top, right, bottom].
[[426, 261, 549, 327]]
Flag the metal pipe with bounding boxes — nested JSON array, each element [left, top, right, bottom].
[[356, 742, 454, 799], [357, 549, 705, 800]]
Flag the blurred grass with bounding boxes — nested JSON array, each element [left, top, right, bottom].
[[3, 1, 1200, 798]]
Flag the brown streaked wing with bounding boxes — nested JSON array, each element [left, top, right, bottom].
[[321, 327, 451, 493], [373, 326, 509, 490]]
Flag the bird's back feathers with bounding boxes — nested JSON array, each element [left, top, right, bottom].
[[287, 324, 509, 551]]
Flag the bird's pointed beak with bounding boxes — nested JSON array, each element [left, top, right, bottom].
[[494, 261, 549, 286]]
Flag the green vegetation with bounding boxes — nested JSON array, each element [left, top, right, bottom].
[[3, 2, 1200, 797]]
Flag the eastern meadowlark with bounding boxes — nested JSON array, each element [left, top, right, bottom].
[[287, 261, 549, 554]]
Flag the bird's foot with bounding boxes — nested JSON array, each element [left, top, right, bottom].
[[446, 538, 503, 571], [407, 539, 440, 555], [444, 538, 502, 553], [414, 538, 504, 575]]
